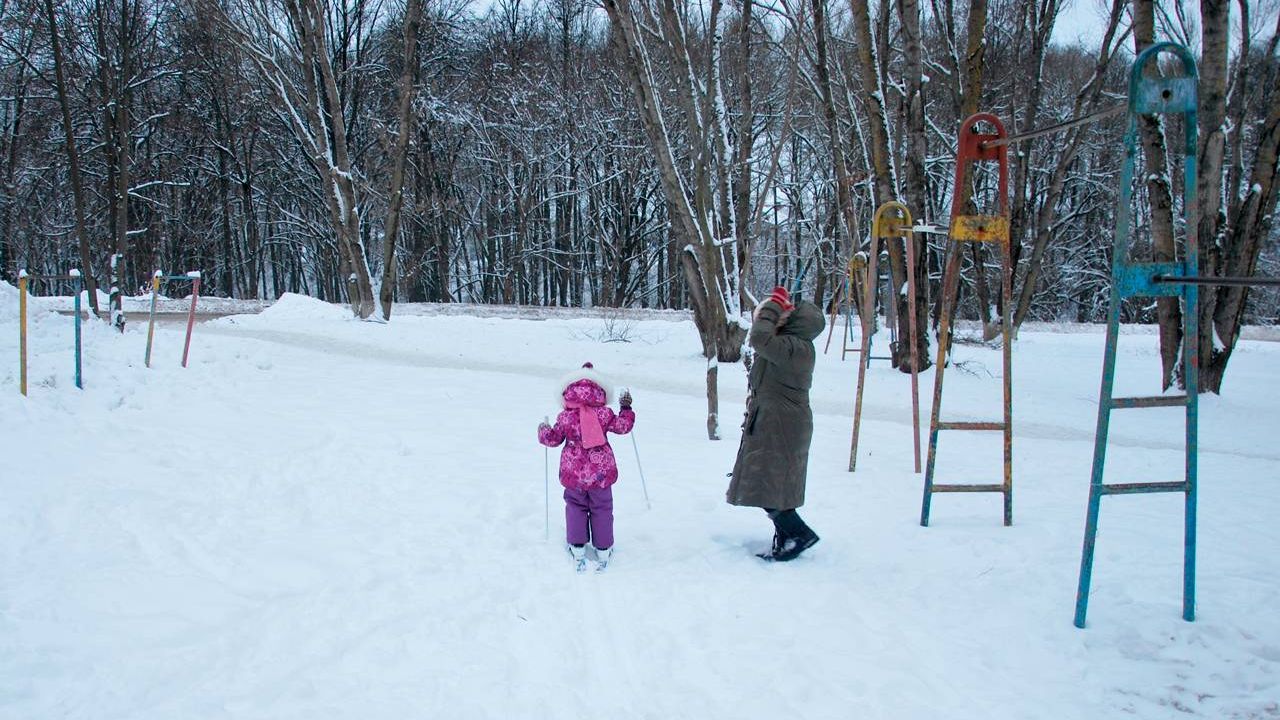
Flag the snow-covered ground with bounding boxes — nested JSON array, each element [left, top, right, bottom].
[[1, 286, 1277, 719]]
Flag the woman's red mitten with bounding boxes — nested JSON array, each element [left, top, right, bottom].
[[768, 286, 794, 312]]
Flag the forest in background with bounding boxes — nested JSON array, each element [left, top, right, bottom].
[[0, 0, 1277, 385]]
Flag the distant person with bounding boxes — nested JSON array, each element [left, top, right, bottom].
[[727, 286, 824, 561], [539, 363, 635, 572]]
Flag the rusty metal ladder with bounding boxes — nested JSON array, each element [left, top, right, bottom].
[[848, 202, 922, 473], [1074, 42, 1200, 628], [827, 258, 895, 365], [920, 113, 1013, 527]]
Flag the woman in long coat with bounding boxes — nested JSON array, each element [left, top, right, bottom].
[[726, 286, 824, 562]]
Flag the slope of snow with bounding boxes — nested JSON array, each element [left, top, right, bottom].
[[0, 291, 1277, 719]]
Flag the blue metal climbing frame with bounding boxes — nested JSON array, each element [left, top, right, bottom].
[[1073, 42, 1200, 628]]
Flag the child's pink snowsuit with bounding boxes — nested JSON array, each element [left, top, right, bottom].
[[538, 379, 635, 489], [538, 366, 635, 548]]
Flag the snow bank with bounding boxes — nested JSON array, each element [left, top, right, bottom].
[[220, 292, 350, 326]]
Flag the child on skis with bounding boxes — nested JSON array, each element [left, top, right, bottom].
[[538, 362, 635, 571]]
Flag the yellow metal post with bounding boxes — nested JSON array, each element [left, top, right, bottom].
[[144, 272, 161, 368], [18, 272, 27, 396]]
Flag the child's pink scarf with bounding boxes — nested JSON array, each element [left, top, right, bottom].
[[565, 401, 606, 448]]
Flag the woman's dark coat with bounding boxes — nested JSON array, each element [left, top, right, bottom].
[[726, 300, 825, 510]]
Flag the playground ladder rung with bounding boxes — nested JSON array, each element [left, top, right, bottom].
[[1110, 395, 1187, 409], [930, 483, 1006, 494], [1098, 481, 1188, 496], [936, 421, 1006, 431]]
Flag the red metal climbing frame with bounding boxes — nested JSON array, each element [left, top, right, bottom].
[[920, 113, 1014, 526]]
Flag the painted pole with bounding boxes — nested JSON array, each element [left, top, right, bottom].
[[848, 218, 880, 472], [71, 269, 82, 389], [144, 271, 161, 367], [18, 270, 27, 396], [182, 273, 201, 367], [630, 429, 651, 510], [544, 415, 551, 541], [905, 219, 922, 473], [822, 280, 844, 354]]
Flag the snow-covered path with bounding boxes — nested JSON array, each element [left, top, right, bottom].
[[1, 292, 1278, 719]]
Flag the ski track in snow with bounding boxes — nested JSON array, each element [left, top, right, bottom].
[[203, 323, 1280, 463]]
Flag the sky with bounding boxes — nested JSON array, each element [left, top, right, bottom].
[[1052, 0, 1280, 51], [1054, 0, 1114, 49]]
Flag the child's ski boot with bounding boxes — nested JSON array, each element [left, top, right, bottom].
[[568, 544, 588, 573], [593, 546, 613, 573]]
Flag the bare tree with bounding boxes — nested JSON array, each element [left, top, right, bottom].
[[602, 0, 752, 439], [378, 0, 424, 320], [198, 0, 378, 318], [43, 0, 100, 314], [895, 0, 932, 371], [1195, 2, 1280, 391], [1011, 0, 1130, 330]]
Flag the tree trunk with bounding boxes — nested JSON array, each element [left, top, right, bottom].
[[852, 0, 920, 371], [215, 99, 236, 297], [894, 0, 931, 372], [241, 133, 262, 299], [1199, 8, 1280, 392], [1135, 0, 1183, 389], [379, 0, 424, 320], [811, 0, 863, 303], [733, 0, 754, 311]]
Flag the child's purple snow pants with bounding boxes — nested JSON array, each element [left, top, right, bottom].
[[564, 486, 613, 549]]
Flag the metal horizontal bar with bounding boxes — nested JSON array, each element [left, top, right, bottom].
[[930, 484, 1006, 494], [936, 421, 1006, 431], [22, 274, 82, 281], [912, 224, 949, 235], [1110, 395, 1187, 409], [981, 104, 1126, 148], [161, 275, 200, 282], [1153, 275, 1280, 288], [1098, 481, 1188, 496]]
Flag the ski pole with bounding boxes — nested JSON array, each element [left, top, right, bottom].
[[544, 415, 551, 541], [630, 429, 651, 510]]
